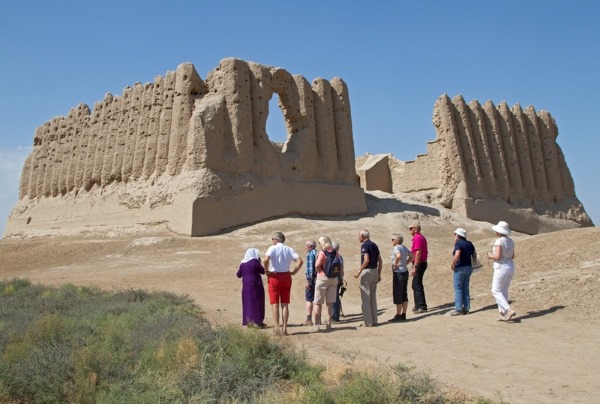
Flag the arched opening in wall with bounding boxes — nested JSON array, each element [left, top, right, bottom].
[[267, 95, 289, 149]]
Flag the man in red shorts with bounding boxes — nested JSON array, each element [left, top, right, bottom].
[[264, 231, 304, 335]]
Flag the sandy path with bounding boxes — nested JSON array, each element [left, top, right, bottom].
[[1, 215, 599, 403]]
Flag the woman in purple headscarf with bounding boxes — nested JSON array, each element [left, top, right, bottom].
[[236, 248, 266, 327]]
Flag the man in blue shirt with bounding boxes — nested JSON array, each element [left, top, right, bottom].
[[304, 239, 317, 326], [354, 229, 382, 326]]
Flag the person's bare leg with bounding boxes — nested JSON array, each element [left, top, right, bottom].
[[271, 304, 280, 330], [326, 302, 334, 327], [281, 304, 289, 334], [305, 301, 313, 325], [313, 303, 322, 325], [401, 301, 408, 315]]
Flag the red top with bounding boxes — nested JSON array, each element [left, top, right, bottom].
[[411, 233, 428, 262]]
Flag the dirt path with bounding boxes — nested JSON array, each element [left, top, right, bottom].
[[1, 213, 599, 403]]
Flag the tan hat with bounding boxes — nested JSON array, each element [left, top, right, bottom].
[[454, 228, 467, 238], [408, 223, 421, 231], [491, 221, 511, 236]]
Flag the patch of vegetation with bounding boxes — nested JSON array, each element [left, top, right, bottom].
[[0, 279, 497, 403]]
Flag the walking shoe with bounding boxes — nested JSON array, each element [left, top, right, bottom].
[[400, 313, 406, 321], [415, 308, 427, 313], [496, 313, 506, 321], [462, 310, 469, 315], [504, 309, 516, 321], [449, 310, 462, 316], [388, 314, 402, 322], [303, 319, 313, 326]]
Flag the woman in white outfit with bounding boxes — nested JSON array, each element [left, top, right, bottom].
[[487, 221, 516, 321]]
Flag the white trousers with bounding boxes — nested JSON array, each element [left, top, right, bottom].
[[491, 268, 514, 314]]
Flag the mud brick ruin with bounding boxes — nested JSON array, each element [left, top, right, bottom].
[[357, 95, 593, 234], [5, 59, 593, 237], [6, 59, 366, 236]]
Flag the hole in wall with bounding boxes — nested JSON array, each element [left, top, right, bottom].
[[267, 96, 288, 146]]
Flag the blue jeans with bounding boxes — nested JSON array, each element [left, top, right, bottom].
[[453, 265, 473, 312]]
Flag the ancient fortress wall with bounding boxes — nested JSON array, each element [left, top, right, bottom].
[[6, 59, 366, 237], [359, 94, 593, 234]]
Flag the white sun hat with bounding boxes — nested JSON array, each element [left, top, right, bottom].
[[491, 221, 511, 236], [454, 228, 467, 238]]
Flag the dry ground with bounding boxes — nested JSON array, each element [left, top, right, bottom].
[[2, 192, 599, 403]]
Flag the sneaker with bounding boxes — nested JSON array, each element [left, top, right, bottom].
[[462, 310, 470, 315], [415, 308, 427, 313], [504, 309, 516, 321], [412, 306, 419, 312], [449, 310, 462, 316], [303, 319, 313, 326]]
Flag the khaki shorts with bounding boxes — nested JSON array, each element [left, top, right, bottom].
[[313, 277, 338, 304]]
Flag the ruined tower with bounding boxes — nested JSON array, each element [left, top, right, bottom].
[[5, 59, 366, 237]]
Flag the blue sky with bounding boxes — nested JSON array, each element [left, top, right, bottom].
[[1, 1, 598, 233]]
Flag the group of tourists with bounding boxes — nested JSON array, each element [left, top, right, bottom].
[[235, 221, 517, 334]]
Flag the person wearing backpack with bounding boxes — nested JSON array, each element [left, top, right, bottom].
[[312, 236, 341, 330]]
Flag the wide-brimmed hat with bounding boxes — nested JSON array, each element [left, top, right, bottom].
[[454, 228, 467, 238], [491, 221, 511, 236]]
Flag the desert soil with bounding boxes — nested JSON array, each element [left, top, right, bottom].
[[1, 193, 599, 403]]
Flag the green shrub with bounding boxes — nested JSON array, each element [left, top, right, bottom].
[[0, 279, 495, 403]]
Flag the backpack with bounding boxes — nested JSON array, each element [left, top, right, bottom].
[[323, 250, 342, 278]]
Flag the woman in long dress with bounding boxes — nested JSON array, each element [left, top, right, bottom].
[[236, 248, 266, 327]]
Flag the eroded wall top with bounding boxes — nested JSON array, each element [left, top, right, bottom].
[[8, 59, 365, 237]]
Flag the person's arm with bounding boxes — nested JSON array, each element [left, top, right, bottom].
[[315, 251, 325, 273], [451, 250, 461, 270], [264, 255, 271, 277], [410, 249, 421, 276], [377, 253, 383, 282], [406, 251, 414, 266], [355, 253, 369, 278], [393, 250, 401, 271], [413, 249, 422, 267], [487, 245, 502, 261], [291, 256, 303, 275]]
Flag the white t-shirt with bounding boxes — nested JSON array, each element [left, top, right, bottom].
[[265, 243, 299, 272], [492, 236, 515, 271]]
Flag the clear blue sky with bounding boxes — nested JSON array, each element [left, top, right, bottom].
[[1, 1, 598, 233]]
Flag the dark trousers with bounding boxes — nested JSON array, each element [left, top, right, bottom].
[[412, 262, 428, 309], [332, 284, 342, 320]]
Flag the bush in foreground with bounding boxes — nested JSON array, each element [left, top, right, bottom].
[[0, 279, 496, 403]]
